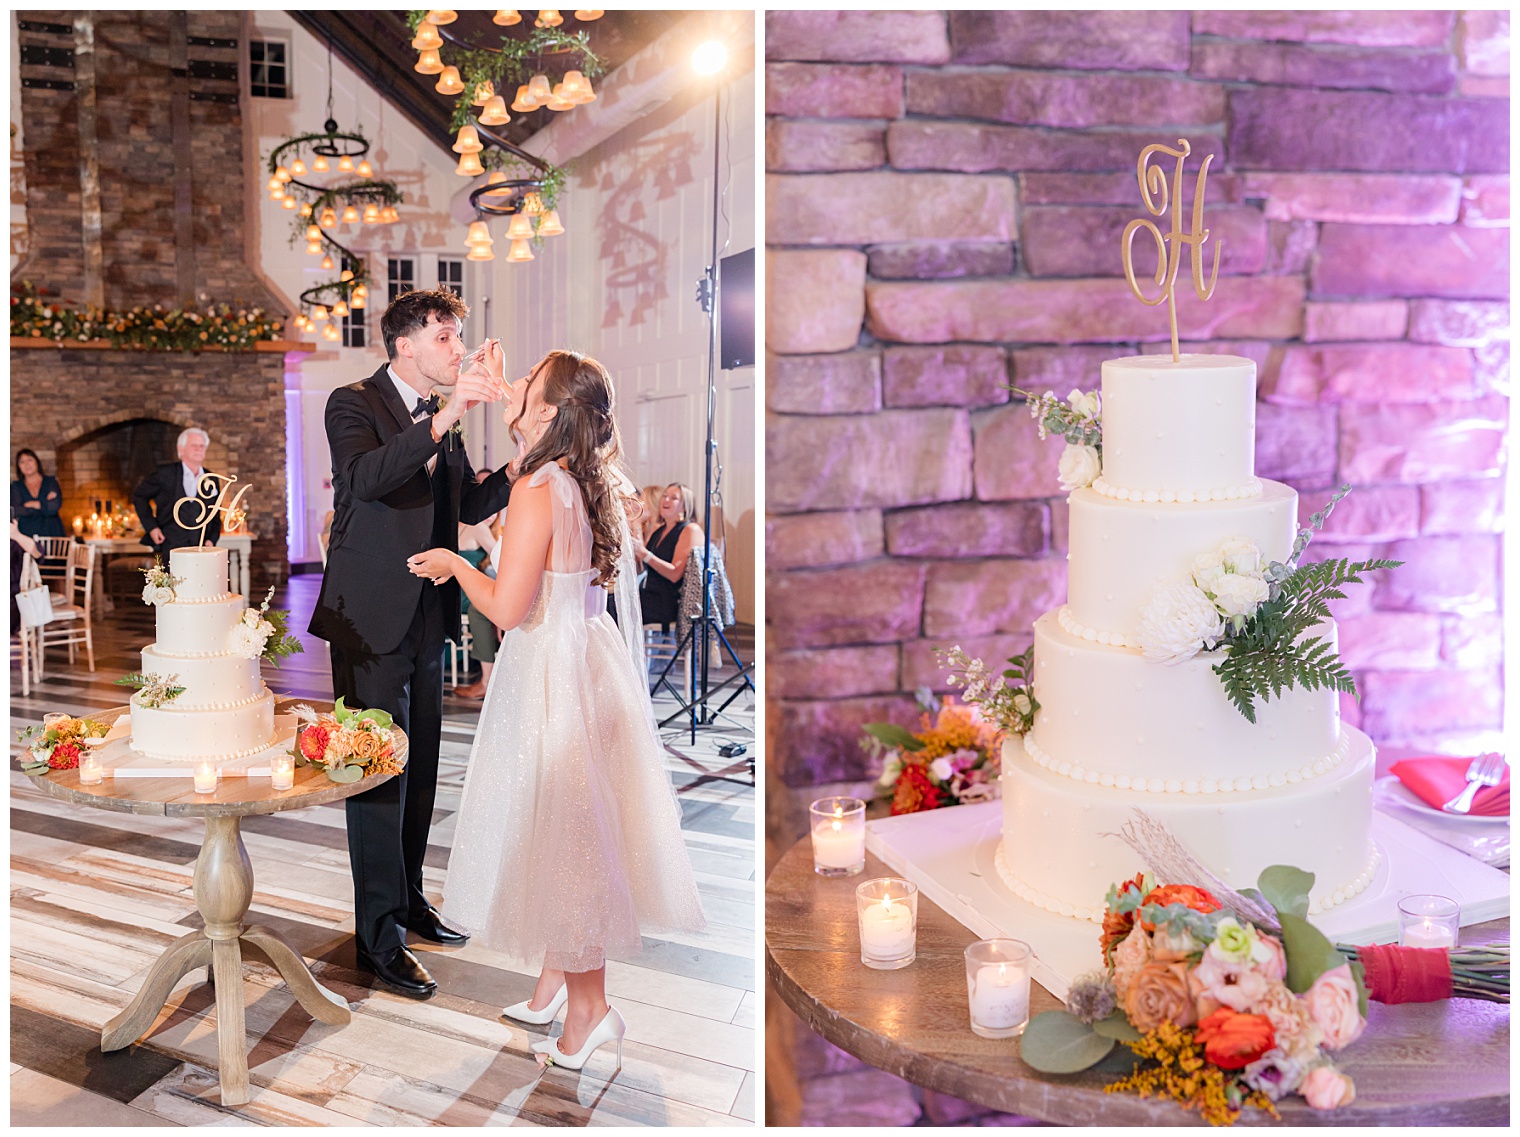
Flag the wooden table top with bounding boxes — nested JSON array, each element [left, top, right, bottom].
[[766, 838, 1509, 1127], [21, 702, 401, 818]]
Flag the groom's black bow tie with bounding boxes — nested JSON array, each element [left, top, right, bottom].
[[412, 393, 441, 418]]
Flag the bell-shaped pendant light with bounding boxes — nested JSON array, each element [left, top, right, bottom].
[[494, 10, 521, 25], [290, 158, 307, 176], [465, 220, 493, 248], [536, 208, 564, 237], [452, 124, 483, 154], [275, 165, 292, 183], [505, 212, 535, 241], [339, 269, 355, 283], [300, 202, 314, 218], [357, 159, 374, 178], [332, 300, 350, 318], [411, 20, 443, 50], [338, 154, 355, 173], [510, 84, 536, 113], [546, 84, 575, 112], [319, 206, 338, 228], [306, 239, 323, 255], [455, 151, 485, 177], [466, 242, 495, 263], [427, 8, 457, 24], [323, 323, 341, 342], [506, 238, 535, 263], [342, 203, 360, 224], [306, 224, 322, 241], [536, 10, 563, 28], [436, 66, 464, 96], [281, 195, 299, 210], [527, 74, 552, 103], [269, 186, 285, 201], [311, 305, 329, 321], [266, 175, 283, 192], [313, 154, 331, 172], [574, 75, 597, 104], [415, 48, 444, 75], [471, 80, 496, 107], [350, 291, 366, 309], [575, 10, 604, 19], [521, 191, 544, 215], [362, 202, 381, 223], [478, 95, 511, 126], [320, 254, 335, 270]]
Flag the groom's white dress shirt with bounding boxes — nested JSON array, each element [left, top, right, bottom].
[[388, 365, 438, 475]]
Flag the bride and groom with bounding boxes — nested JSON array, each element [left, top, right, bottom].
[[309, 288, 703, 1069]]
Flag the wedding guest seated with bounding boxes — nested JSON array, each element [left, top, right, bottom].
[[132, 427, 222, 560], [634, 482, 700, 632], [11, 449, 64, 540]]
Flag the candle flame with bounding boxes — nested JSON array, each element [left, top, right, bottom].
[[830, 819, 841, 833], [833, 805, 843, 818], [882, 895, 894, 913], [998, 961, 1007, 981]]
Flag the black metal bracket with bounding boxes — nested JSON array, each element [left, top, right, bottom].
[[21, 78, 75, 91], [20, 45, 74, 68]]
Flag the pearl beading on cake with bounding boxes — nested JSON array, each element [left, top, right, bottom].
[[136, 689, 270, 712], [1306, 841, 1380, 916], [163, 592, 238, 606], [1091, 476, 1262, 504], [127, 731, 281, 762], [994, 842, 1105, 923], [1057, 605, 1140, 649], [1021, 730, 1354, 794]]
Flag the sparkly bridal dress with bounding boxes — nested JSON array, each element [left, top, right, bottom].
[[442, 463, 705, 971]]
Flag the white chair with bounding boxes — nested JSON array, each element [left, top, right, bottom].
[[445, 612, 473, 688], [36, 541, 96, 672], [10, 553, 46, 695], [30, 535, 74, 600]]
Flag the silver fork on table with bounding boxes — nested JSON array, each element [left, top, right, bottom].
[[1441, 751, 1505, 815]]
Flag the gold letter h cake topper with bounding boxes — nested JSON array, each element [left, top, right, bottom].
[[1121, 138, 1222, 363], [173, 472, 250, 547]]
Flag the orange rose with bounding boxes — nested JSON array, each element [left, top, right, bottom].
[[351, 729, 382, 762], [1125, 959, 1197, 1032], [1195, 1007, 1276, 1070], [1140, 883, 1222, 930]]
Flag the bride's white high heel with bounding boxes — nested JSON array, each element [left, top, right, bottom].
[[531, 1006, 626, 1071], [502, 983, 568, 1025]]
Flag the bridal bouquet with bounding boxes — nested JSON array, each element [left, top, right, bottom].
[[17, 714, 111, 772], [862, 693, 1003, 814], [292, 699, 405, 784]]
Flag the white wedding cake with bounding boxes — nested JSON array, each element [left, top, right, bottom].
[[997, 354, 1379, 921], [130, 546, 277, 762]]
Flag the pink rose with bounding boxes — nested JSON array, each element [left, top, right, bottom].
[[1300, 1065, 1356, 1110], [1254, 932, 1287, 982], [1189, 948, 1271, 1015], [1304, 964, 1365, 1051]]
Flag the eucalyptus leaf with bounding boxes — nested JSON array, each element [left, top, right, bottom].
[[1257, 865, 1314, 920], [21, 762, 50, 774], [326, 764, 364, 784], [1018, 1010, 1115, 1074], [1091, 1045, 1143, 1076], [861, 722, 926, 752], [1092, 1012, 1141, 1042], [1279, 912, 1345, 994]]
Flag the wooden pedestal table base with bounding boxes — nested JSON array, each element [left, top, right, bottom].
[[22, 702, 403, 1108]]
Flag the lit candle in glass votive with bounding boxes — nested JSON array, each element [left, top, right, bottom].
[[193, 762, 218, 794], [78, 754, 104, 785], [965, 939, 1032, 1038], [72, 516, 84, 536], [271, 753, 295, 791], [810, 796, 865, 876], [856, 877, 918, 969], [1398, 894, 1459, 949]]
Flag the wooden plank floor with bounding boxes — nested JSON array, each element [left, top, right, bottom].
[[10, 575, 757, 1126]]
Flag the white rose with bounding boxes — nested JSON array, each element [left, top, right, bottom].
[[257, 618, 276, 638], [1013, 692, 1032, 716], [1057, 443, 1102, 491], [1212, 572, 1270, 618], [877, 753, 903, 789], [241, 608, 263, 628], [1066, 388, 1101, 420], [229, 623, 267, 660], [929, 756, 955, 782], [142, 583, 174, 606], [1191, 548, 1227, 590], [1136, 578, 1226, 663], [1218, 537, 1263, 577]]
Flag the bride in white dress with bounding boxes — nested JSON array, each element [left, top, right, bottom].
[[407, 348, 704, 1069]]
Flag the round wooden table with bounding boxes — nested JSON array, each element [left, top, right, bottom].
[[766, 839, 1509, 1126], [21, 701, 404, 1108]]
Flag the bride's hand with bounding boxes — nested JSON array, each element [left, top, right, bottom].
[[407, 548, 457, 584]]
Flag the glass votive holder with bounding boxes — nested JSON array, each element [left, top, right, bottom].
[[856, 877, 918, 969], [964, 939, 1033, 1038], [1398, 894, 1459, 949], [193, 761, 218, 795], [270, 753, 295, 791], [810, 796, 866, 877], [78, 754, 105, 786]]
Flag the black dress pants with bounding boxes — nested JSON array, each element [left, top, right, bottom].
[[328, 583, 445, 957]]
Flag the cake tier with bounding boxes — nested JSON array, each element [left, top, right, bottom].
[[999, 725, 1378, 921], [1028, 612, 1341, 786], [155, 594, 244, 655], [130, 689, 276, 762], [170, 546, 232, 602], [1064, 481, 1298, 646], [140, 644, 263, 710], [1096, 354, 1259, 501]]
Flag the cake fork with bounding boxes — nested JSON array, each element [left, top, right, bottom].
[[1441, 751, 1505, 815]]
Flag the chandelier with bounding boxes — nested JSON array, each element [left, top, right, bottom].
[[407, 9, 607, 263]]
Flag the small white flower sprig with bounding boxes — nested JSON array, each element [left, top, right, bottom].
[[140, 559, 184, 606], [230, 586, 306, 665], [1011, 387, 1103, 491], [116, 671, 186, 708], [937, 643, 1040, 736]]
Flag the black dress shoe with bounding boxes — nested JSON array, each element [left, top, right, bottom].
[[356, 946, 437, 999], [406, 906, 470, 945]]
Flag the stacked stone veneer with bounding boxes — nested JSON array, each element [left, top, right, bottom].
[[11, 10, 289, 584], [767, 8, 1508, 793]]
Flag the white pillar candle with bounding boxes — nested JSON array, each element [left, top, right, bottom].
[[860, 895, 915, 959], [1397, 893, 1459, 950], [78, 755, 104, 786], [271, 754, 295, 791], [970, 962, 1029, 1030], [193, 762, 218, 794], [1401, 920, 1456, 950], [812, 815, 864, 869]]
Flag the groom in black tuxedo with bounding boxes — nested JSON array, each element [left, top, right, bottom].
[[310, 288, 511, 997]]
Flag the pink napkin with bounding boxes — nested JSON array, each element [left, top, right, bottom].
[[1391, 756, 1509, 817]]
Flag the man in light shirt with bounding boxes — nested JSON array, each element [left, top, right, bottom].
[[132, 426, 221, 558]]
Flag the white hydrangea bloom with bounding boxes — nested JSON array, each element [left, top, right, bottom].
[[229, 622, 269, 660], [1136, 578, 1226, 663], [1057, 443, 1102, 491], [1212, 572, 1271, 618]]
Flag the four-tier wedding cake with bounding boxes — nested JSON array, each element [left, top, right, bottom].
[[996, 354, 1379, 921], [130, 546, 278, 762]]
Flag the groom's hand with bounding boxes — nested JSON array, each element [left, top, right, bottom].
[[431, 367, 504, 441]]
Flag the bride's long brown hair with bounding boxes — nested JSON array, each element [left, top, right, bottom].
[[510, 350, 627, 587]]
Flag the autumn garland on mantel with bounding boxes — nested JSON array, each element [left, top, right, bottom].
[[12, 283, 284, 350]]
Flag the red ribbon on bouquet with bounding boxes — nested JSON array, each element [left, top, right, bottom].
[[1355, 943, 1454, 1004]]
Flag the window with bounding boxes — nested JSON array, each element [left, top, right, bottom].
[[387, 257, 416, 306], [248, 40, 289, 99], [341, 257, 366, 349], [437, 257, 464, 302]]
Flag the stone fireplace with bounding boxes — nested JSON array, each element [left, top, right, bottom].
[[11, 10, 295, 587]]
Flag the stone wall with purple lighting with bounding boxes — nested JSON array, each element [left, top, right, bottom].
[[766, 8, 1509, 794]]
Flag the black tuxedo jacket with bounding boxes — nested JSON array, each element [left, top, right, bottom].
[[132, 461, 222, 550], [310, 363, 512, 656]]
